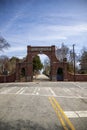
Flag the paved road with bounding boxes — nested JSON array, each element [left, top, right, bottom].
[[33, 74, 50, 82], [0, 81, 87, 130]]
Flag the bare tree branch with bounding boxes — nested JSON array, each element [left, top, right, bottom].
[[0, 36, 10, 51]]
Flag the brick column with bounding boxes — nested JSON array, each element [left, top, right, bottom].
[[63, 62, 68, 81], [26, 46, 33, 81], [51, 45, 58, 81]]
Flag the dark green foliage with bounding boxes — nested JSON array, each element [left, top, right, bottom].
[[33, 55, 43, 72], [79, 49, 87, 74]]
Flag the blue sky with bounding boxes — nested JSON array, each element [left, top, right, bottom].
[[0, 0, 87, 58]]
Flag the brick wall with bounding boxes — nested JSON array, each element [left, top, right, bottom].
[[0, 73, 16, 83], [68, 73, 87, 81]]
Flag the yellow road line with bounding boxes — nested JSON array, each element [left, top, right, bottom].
[[49, 97, 75, 130], [52, 97, 75, 130], [49, 97, 68, 130]]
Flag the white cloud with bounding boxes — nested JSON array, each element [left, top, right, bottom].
[[28, 35, 67, 41], [4, 23, 87, 45], [35, 24, 87, 36], [5, 46, 26, 53], [0, 46, 27, 58], [23, 24, 87, 41]]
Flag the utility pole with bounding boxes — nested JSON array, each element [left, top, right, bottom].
[[73, 44, 75, 81]]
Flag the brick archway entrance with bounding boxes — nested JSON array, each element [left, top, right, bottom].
[[16, 45, 68, 82]]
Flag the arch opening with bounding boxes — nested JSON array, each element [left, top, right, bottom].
[[33, 54, 51, 82], [57, 67, 64, 81], [20, 67, 26, 81]]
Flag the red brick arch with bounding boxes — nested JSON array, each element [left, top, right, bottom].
[[16, 45, 68, 81]]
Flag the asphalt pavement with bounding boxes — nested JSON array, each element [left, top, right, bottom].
[[0, 75, 87, 130]]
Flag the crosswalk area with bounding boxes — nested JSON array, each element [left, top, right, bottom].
[[0, 84, 87, 122], [0, 85, 87, 98], [0, 86, 57, 96]]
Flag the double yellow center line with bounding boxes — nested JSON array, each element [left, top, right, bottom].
[[49, 97, 75, 130]]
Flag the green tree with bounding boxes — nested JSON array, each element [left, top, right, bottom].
[[33, 55, 43, 73], [79, 48, 87, 74]]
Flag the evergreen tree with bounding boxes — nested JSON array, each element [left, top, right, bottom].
[[80, 48, 87, 73], [33, 55, 43, 73]]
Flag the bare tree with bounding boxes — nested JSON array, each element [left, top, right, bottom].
[[56, 43, 69, 61], [0, 35, 10, 51], [43, 57, 50, 76], [0, 55, 9, 75]]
